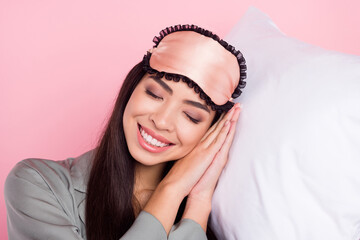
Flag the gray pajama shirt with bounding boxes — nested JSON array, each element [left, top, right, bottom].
[[4, 150, 207, 240]]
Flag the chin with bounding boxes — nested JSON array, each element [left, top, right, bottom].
[[132, 155, 155, 166], [127, 147, 161, 165]]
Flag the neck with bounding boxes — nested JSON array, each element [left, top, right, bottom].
[[132, 161, 167, 216], [134, 161, 167, 194]]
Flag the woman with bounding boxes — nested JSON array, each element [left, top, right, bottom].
[[5, 24, 247, 240]]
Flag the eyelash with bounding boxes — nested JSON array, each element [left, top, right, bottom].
[[145, 89, 162, 100], [186, 114, 200, 124], [145, 89, 200, 124]]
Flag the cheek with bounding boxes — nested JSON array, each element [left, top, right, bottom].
[[177, 124, 208, 149], [176, 115, 214, 150], [124, 88, 153, 117], [123, 89, 145, 129]]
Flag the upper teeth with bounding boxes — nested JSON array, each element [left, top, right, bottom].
[[140, 127, 170, 147]]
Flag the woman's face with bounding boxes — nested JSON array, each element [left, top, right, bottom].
[[123, 73, 216, 166]]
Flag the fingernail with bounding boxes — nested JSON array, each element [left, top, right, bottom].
[[227, 106, 236, 117], [234, 109, 241, 119]]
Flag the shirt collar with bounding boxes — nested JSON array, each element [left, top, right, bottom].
[[70, 149, 97, 193]]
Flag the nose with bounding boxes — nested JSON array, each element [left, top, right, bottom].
[[149, 105, 176, 132]]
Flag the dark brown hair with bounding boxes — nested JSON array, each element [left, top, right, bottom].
[[85, 60, 220, 240]]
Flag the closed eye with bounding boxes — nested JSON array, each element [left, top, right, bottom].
[[145, 89, 162, 100], [146, 89, 200, 124], [184, 113, 200, 124]]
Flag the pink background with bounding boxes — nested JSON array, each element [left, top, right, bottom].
[[1, 0, 359, 238]]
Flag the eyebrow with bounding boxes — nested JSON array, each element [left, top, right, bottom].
[[148, 75, 210, 113], [149, 75, 173, 94]]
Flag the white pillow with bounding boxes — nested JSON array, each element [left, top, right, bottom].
[[211, 7, 360, 240]]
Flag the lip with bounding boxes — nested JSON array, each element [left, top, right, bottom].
[[137, 124, 174, 153], [138, 124, 174, 144]]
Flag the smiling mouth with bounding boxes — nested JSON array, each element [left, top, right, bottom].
[[138, 124, 174, 148]]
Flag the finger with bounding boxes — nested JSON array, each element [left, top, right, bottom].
[[202, 108, 234, 146], [207, 119, 231, 153], [202, 103, 239, 147], [192, 109, 242, 196], [221, 108, 241, 152], [213, 108, 241, 166], [201, 103, 239, 143], [200, 112, 225, 142]]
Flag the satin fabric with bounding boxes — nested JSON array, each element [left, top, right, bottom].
[[149, 31, 240, 106]]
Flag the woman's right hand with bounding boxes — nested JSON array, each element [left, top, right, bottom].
[[159, 104, 238, 198]]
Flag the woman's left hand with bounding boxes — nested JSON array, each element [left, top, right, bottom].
[[187, 104, 241, 204]]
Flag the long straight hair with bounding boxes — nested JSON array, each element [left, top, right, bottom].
[[85, 61, 219, 240]]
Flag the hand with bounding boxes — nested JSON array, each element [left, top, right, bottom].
[[187, 103, 241, 203], [145, 103, 241, 234], [160, 103, 241, 199]]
